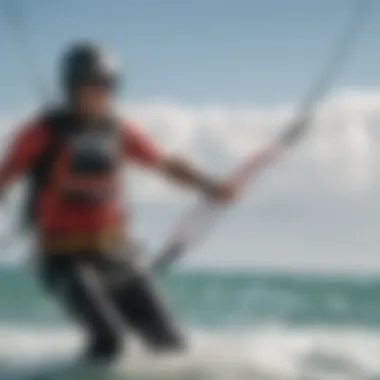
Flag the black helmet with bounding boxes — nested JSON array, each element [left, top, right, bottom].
[[61, 42, 118, 93]]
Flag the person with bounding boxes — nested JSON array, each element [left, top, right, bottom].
[[0, 42, 239, 362]]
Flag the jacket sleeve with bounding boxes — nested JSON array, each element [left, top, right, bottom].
[[0, 120, 48, 186], [122, 121, 163, 167]]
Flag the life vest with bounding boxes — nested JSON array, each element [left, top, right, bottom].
[[24, 108, 121, 228]]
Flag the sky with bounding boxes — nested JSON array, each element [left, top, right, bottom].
[[0, 0, 379, 273], [0, 0, 379, 109]]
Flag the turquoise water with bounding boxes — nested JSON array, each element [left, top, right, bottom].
[[1, 267, 380, 379]]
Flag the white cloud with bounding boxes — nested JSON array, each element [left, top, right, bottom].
[[120, 89, 380, 202]]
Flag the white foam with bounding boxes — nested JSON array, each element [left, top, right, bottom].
[[1, 324, 380, 379]]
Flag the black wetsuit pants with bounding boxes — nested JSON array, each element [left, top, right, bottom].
[[39, 252, 185, 361]]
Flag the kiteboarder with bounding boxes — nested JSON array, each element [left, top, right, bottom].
[[0, 42, 239, 362]]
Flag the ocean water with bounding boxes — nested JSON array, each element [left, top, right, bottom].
[[1, 267, 380, 380]]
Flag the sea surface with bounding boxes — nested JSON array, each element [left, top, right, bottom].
[[1, 267, 380, 380]]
